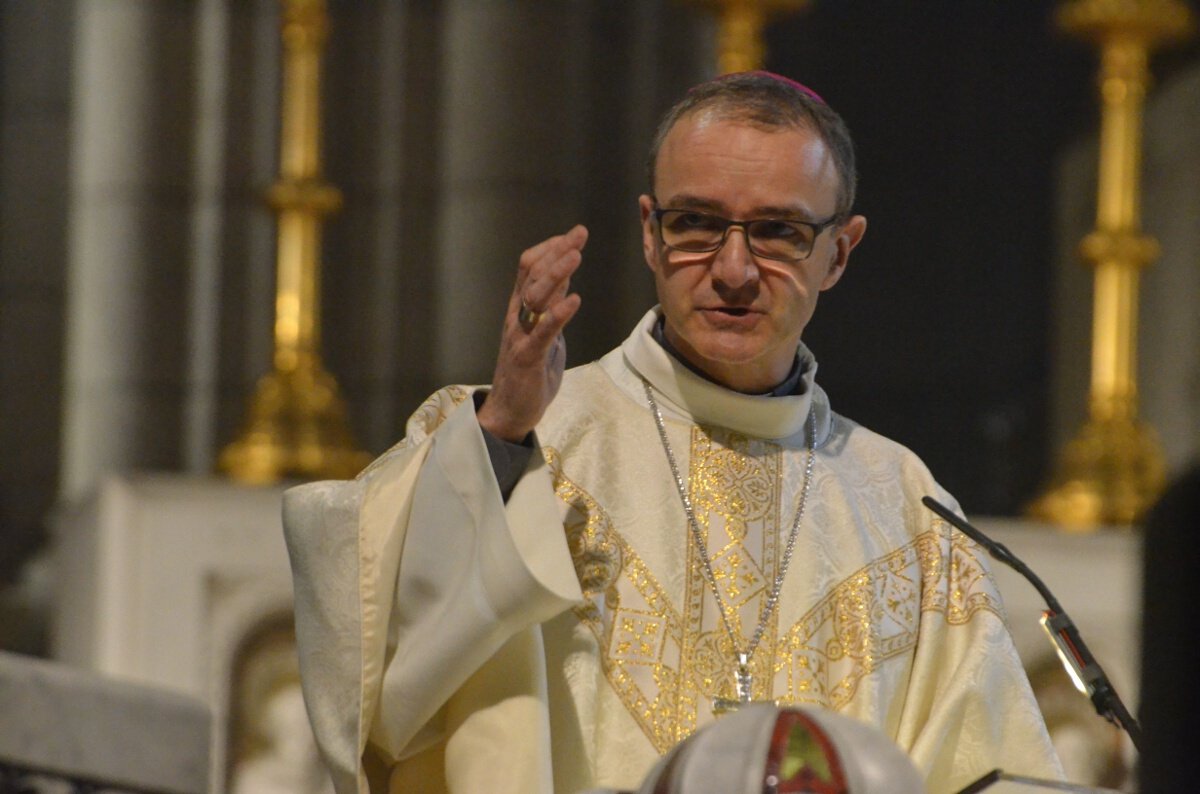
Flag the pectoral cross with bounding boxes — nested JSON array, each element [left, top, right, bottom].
[[712, 653, 778, 715]]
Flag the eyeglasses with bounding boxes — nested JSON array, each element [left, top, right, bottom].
[[652, 208, 839, 262]]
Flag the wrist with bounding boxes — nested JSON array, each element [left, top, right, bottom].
[[475, 393, 532, 443]]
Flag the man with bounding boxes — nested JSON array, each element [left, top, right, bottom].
[[284, 72, 1063, 794]]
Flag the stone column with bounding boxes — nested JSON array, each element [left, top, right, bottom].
[[185, 0, 232, 473], [0, 0, 75, 585], [1138, 65, 1200, 472], [429, 0, 713, 386], [320, 1, 418, 449], [60, 0, 199, 500], [431, 1, 592, 384]]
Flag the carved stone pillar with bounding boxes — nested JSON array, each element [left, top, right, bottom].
[[431, 1, 590, 383], [61, 0, 199, 500]]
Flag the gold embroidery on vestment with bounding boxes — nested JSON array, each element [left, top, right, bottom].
[[681, 427, 782, 720], [547, 434, 1004, 754]]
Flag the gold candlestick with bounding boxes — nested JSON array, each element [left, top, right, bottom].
[[1029, 0, 1193, 528], [685, 0, 809, 73], [219, 0, 370, 484]]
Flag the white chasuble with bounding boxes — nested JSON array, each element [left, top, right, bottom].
[[283, 308, 1063, 794]]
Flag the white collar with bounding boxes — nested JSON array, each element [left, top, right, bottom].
[[607, 308, 833, 445]]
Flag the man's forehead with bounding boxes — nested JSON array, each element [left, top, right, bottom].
[[656, 112, 823, 167], [672, 106, 810, 138], [655, 115, 838, 212], [661, 108, 830, 153]]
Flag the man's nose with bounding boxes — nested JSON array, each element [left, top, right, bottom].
[[710, 226, 759, 289]]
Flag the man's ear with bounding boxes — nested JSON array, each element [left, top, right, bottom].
[[638, 195, 658, 272], [821, 214, 867, 291]]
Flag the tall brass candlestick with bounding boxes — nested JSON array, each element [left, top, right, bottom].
[[1030, 0, 1192, 528], [219, 0, 370, 484], [685, 0, 809, 73]]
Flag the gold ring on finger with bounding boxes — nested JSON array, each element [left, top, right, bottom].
[[518, 298, 542, 332]]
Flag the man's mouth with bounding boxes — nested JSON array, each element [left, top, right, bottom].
[[699, 306, 762, 328]]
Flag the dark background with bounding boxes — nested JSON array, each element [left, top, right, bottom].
[[760, 1, 1160, 514]]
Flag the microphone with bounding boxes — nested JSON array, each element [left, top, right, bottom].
[[920, 496, 1143, 753]]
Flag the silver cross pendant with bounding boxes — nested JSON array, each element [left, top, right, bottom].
[[712, 653, 777, 715]]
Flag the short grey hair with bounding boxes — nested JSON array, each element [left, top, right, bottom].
[[646, 73, 858, 219]]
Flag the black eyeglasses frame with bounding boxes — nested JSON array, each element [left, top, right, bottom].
[[651, 207, 841, 263]]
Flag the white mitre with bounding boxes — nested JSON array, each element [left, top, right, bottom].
[[582, 704, 926, 794]]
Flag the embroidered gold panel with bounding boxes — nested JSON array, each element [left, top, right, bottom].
[[547, 426, 1002, 755]]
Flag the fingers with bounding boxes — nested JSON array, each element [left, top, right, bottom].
[[517, 225, 588, 283], [510, 292, 579, 364], [499, 224, 587, 367], [534, 291, 581, 342], [480, 228, 586, 441], [514, 225, 588, 316]]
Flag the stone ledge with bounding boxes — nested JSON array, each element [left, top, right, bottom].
[[0, 650, 210, 793]]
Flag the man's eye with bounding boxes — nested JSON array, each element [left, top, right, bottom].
[[753, 220, 804, 240], [669, 213, 721, 232]]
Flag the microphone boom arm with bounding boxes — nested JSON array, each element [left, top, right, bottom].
[[920, 496, 1143, 753]]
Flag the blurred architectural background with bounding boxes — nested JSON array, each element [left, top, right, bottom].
[[0, 1, 1197, 791]]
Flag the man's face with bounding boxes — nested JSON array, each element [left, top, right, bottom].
[[640, 112, 866, 393]]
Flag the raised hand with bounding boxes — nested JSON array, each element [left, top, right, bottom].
[[476, 225, 588, 442]]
